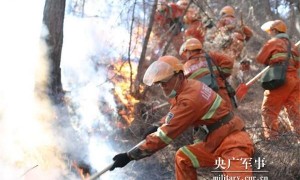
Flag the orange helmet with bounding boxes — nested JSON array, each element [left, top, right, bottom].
[[220, 6, 235, 16], [261, 20, 287, 33], [143, 56, 183, 86], [179, 38, 202, 56]]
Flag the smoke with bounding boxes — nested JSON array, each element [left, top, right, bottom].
[[0, 0, 141, 179], [0, 0, 70, 179], [60, 0, 139, 179]]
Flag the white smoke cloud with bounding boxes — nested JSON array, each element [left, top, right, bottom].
[[0, 0, 141, 179], [0, 0, 70, 179], [61, 0, 139, 179]]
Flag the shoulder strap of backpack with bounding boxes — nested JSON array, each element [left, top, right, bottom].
[[205, 53, 217, 78], [285, 40, 291, 67], [205, 52, 238, 108]]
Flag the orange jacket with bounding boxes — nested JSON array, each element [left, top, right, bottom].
[[183, 51, 233, 87], [256, 33, 300, 77], [128, 79, 236, 160]]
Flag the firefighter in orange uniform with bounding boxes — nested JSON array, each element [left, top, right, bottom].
[[179, 38, 236, 110], [256, 20, 300, 140], [182, 5, 206, 44], [155, 1, 185, 26], [216, 5, 253, 62], [209, 6, 253, 87], [109, 56, 254, 179], [154, 1, 185, 53]]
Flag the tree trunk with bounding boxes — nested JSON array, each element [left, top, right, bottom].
[[43, 0, 66, 104], [133, 0, 158, 99]]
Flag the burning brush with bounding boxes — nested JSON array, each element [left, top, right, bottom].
[[72, 161, 94, 180]]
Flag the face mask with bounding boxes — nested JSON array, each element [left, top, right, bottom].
[[167, 76, 179, 98], [168, 89, 177, 98]]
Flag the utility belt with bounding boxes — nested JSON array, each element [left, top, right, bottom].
[[192, 112, 235, 144], [207, 112, 234, 133]]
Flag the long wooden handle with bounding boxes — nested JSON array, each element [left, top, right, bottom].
[[245, 66, 270, 86], [89, 163, 114, 180], [89, 140, 146, 180]]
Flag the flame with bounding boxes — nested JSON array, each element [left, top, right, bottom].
[[72, 161, 91, 180], [109, 60, 140, 124]]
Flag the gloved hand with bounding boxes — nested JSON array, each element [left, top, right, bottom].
[[142, 125, 159, 139], [110, 153, 132, 171]]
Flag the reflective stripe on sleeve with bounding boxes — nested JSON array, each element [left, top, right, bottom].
[[270, 53, 287, 61], [155, 127, 173, 144], [188, 67, 217, 79], [180, 146, 200, 168], [220, 67, 232, 74], [270, 53, 300, 63], [188, 68, 210, 79], [201, 95, 222, 120]]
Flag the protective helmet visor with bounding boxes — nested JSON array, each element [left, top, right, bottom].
[[179, 42, 186, 56], [261, 21, 273, 33], [143, 61, 175, 86]]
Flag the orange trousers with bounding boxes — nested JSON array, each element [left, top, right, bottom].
[[261, 76, 300, 139], [175, 131, 254, 180]]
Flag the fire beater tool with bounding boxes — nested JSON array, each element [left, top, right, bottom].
[[236, 40, 300, 101], [235, 65, 270, 101]]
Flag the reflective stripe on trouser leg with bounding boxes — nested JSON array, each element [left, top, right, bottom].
[[180, 146, 200, 168], [175, 144, 215, 180]]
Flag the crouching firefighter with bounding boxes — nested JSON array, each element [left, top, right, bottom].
[[109, 56, 254, 179]]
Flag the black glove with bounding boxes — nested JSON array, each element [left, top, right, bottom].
[[142, 125, 159, 139], [110, 153, 132, 171]]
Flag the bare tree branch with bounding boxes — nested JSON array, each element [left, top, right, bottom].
[[127, 0, 137, 96]]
